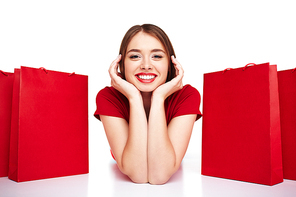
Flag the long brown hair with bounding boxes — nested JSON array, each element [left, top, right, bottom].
[[119, 24, 176, 82]]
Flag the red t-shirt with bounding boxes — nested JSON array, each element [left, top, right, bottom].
[[94, 84, 202, 124]]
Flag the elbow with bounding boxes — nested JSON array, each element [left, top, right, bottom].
[[148, 164, 180, 185], [119, 165, 148, 184], [149, 173, 172, 185], [129, 174, 148, 184]]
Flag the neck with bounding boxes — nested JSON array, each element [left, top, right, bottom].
[[141, 91, 152, 101], [141, 91, 152, 119]]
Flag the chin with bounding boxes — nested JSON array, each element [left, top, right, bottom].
[[136, 85, 157, 93], [128, 78, 166, 93]]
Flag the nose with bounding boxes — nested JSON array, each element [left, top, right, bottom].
[[140, 57, 152, 70]]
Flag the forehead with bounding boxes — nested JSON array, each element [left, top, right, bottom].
[[127, 32, 165, 52]]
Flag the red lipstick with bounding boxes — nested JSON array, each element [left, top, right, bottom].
[[135, 73, 157, 83]]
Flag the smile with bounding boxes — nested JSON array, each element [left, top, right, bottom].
[[136, 73, 157, 83]]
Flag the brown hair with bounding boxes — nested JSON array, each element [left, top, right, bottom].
[[119, 24, 176, 82]]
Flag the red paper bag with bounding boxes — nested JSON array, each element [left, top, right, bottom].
[[202, 63, 283, 185], [8, 66, 88, 182], [0, 70, 14, 177], [278, 68, 296, 181]]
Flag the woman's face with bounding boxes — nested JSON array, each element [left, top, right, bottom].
[[124, 32, 169, 92]]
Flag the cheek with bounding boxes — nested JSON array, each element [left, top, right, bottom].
[[124, 60, 132, 74], [155, 61, 169, 75], [124, 60, 137, 82]]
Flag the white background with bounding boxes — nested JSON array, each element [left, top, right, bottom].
[[1, 0, 296, 196]]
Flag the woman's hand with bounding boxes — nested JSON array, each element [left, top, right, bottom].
[[109, 55, 141, 100], [152, 55, 184, 101]]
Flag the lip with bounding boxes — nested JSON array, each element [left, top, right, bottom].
[[135, 73, 157, 83]]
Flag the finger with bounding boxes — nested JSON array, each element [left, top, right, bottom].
[[171, 55, 178, 76], [171, 55, 180, 65], [177, 63, 184, 77], [109, 54, 122, 77], [171, 55, 184, 77], [109, 54, 121, 70]]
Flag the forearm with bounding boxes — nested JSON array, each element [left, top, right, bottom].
[[147, 96, 177, 184], [121, 96, 148, 183]]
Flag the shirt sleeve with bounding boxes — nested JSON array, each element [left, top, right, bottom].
[[94, 87, 129, 122], [166, 85, 202, 123]]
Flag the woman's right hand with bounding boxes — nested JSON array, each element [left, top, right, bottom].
[[109, 55, 141, 100]]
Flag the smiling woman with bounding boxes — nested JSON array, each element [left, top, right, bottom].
[[118, 24, 176, 83], [94, 24, 202, 185], [123, 32, 169, 93]]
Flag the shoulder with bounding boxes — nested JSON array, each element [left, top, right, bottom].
[[181, 84, 200, 95], [169, 84, 201, 101], [96, 86, 127, 102], [97, 86, 119, 98], [95, 86, 129, 121], [165, 84, 202, 123]]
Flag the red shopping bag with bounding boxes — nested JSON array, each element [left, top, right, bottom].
[[278, 68, 296, 181], [202, 63, 283, 185], [8, 66, 88, 182], [0, 70, 14, 177]]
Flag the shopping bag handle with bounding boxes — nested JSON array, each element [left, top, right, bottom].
[[0, 70, 8, 76], [39, 67, 75, 77], [222, 63, 256, 74], [40, 67, 48, 74], [242, 63, 256, 71], [68, 72, 75, 77], [223, 68, 233, 74]]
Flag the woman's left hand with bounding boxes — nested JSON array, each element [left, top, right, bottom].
[[152, 55, 184, 100]]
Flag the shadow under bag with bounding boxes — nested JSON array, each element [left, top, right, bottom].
[[202, 63, 283, 186], [8, 66, 89, 182]]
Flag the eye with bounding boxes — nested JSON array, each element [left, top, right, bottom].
[[129, 55, 141, 59], [152, 55, 163, 59]]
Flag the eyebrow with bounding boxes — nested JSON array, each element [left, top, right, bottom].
[[126, 49, 166, 54]]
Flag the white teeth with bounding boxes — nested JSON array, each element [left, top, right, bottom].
[[138, 75, 156, 80]]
